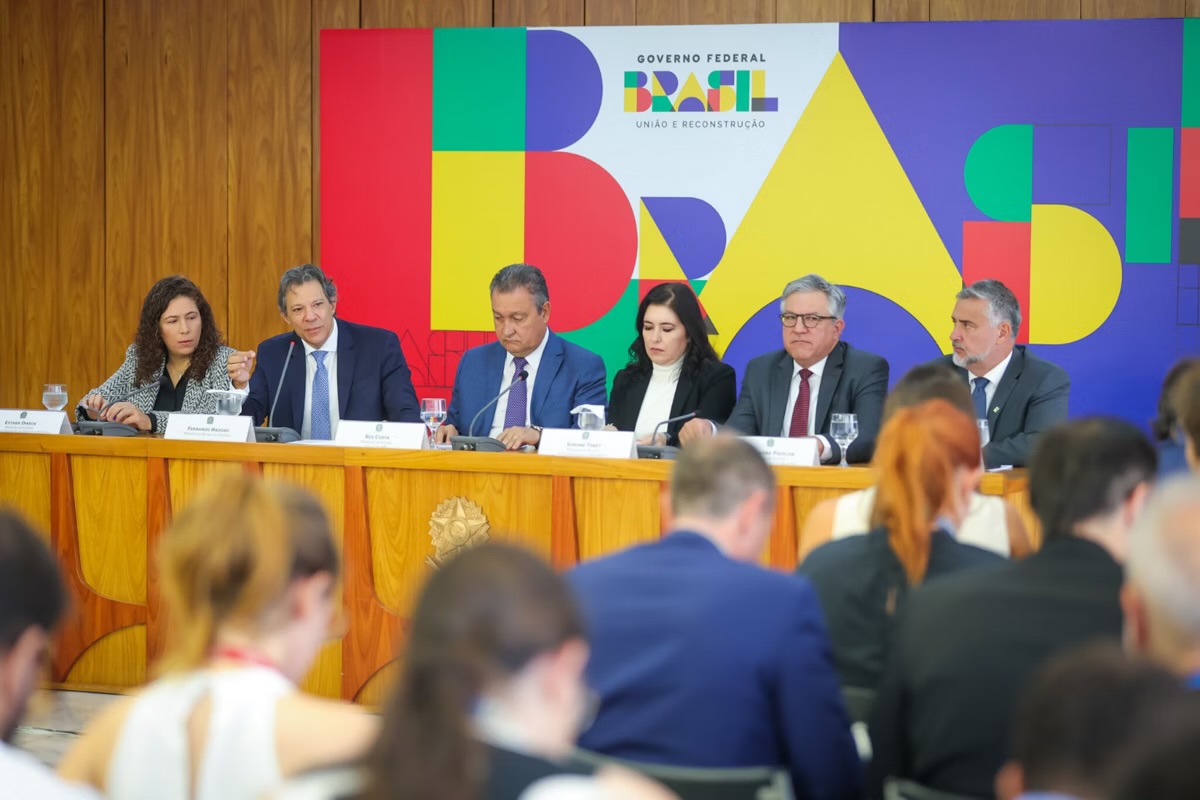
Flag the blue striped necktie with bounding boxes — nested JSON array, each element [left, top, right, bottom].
[[311, 351, 331, 440]]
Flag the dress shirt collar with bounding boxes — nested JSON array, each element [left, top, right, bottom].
[[975, 348, 1012, 388], [793, 353, 830, 379], [301, 319, 339, 359], [504, 327, 549, 374]]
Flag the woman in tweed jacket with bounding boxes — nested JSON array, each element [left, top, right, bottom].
[[77, 276, 246, 433]]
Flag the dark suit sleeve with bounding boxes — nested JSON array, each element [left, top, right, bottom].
[[242, 344, 271, 425], [575, 352, 608, 410], [606, 367, 633, 431], [842, 353, 889, 465], [445, 354, 469, 431], [380, 332, 421, 423], [694, 361, 737, 426], [867, 607, 914, 800], [778, 581, 864, 800], [983, 365, 1069, 468], [724, 361, 765, 436]]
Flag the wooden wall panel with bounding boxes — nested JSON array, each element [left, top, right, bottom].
[[496, 0, 586, 26], [587, 0, 636, 24], [1082, 0, 1183, 16], [636, 0, 775, 25], [227, 0, 314, 355], [64, 627, 146, 689], [72, 455, 147, 604], [312, 0, 360, 270], [778, 0, 872, 21], [1190, 0, 1200, 14], [105, 0, 229, 360], [875, 0, 931, 19], [362, 0, 492, 27], [930, 0, 1080, 18]]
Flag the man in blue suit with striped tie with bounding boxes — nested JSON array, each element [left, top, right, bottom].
[[435, 263, 607, 450]]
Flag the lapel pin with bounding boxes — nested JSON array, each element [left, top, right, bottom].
[[993, 407, 1000, 414]]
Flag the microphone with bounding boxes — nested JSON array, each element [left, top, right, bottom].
[[254, 340, 301, 443], [637, 411, 698, 460], [76, 392, 138, 437], [451, 369, 529, 453]]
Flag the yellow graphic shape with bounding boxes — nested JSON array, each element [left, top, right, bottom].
[[677, 73, 707, 109], [1029, 204, 1121, 344], [431, 151, 525, 330], [638, 202, 689, 281], [701, 53, 962, 354]]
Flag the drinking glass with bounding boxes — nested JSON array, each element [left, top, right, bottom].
[[42, 384, 67, 411], [578, 409, 605, 431], [421, 398, 447, 440], [977, 418, 991, 449], [208, 389, 246, 416], [829, 412, 858, 468]]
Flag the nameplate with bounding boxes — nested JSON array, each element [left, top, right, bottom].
[[164, 414, 255, 443], [743, 435, 820, 467], [538, 428, 637, 459], [334, 421, 430, 449], [0, 409, 71, 435]]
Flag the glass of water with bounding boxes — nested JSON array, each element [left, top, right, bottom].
[[42, 384, 67, 411], [829, 412, 859, 468], [977, 418, 991, 449], [421, 398, 446, 441], [207, 389, 246, 416]]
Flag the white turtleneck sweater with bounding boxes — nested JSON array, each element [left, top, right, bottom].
[[633, 357, 684, 440]]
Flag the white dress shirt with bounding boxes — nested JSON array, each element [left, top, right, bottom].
[[971, 349, 1013, 417], [782, 355, 834, 463], [301, 319, 341, 440], [0, 741, 100, 799], [633, 357, 683, 439], [489, 331, 550, 437]]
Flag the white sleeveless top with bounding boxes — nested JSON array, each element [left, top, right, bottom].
[[106, 666, 293, 800], [831, 486, 1011, 557]]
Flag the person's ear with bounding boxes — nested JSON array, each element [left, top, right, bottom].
[[540, 301, 551, 325], [994, 761, 1024, 800], [290, 572, 334, 623], [1121, 582, 1150, 654], [1187, 434, 1199, 473], [0, 626, 49, 723], [1123, 481, 1152, 526]]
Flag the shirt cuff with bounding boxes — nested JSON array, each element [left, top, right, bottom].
[[709, 420, 719, 435], [817, 435, 834, 463]]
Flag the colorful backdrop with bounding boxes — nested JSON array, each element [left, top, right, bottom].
[[320, 19, 1198, 424]]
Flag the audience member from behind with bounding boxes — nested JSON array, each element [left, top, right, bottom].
[[1168, 361, 1200, 472], [868, 418, 1157, 799], [78, 276, 250, 432], [1151, 359, 1200, 477], [1123, 475, 1200, 685], [995, 643, 1187, 800], [797, 399, 1005, 690], [358, 543, 673, 800], [570, 437, 862, 800], [799, 364, 1032, 560], [0, 510, 99, 799], [59, 474, 377, 799], [607, 283, 736, 446]]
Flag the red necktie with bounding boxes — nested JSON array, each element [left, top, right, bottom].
[[788, 368, 813, 437]]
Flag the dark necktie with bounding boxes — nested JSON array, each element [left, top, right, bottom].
[[788, 368, 813, 437], [972, 377, 989, 420], [502, 356, 529, 430]]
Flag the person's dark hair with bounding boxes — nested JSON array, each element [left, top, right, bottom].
[[277, 264, 338, 314], [1169, 362, 1200, 453], [360, 543, 583, 800], [1111, 700, 1200, 800], [626, 283, 719, 378], [1012, 643, 1185, 798], [0, 510, 66, 654], [1029, 418, 1157, 540], [671, 435, 776, 520], [132, 276, 224, 387], [883, 364, 974, 423], [490, 263, 550, 308], [1152, 358, 1200, 441]]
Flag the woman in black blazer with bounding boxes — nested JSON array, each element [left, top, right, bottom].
[[607, 283, 736, 446]]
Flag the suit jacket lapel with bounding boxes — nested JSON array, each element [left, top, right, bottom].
[[337, 321, 356, 415], [988, 347, 1024, 428], [768, 352, 794, 436], [286, 336, 305, 429], [531, 332, 564, 423], [669, 369, 694, 419], [814, 342, 845, 433]]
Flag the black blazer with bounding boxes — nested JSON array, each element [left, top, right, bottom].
[[867, 536, 1124, 799], [607, 357, 736, 446], [797, 528, 1003, 691], [932, 346, 1070, 468]]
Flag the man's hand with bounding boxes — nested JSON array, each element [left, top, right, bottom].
[[678, 417, 715, 446], [497, 426, 540, 451], [434, 424, 458, 444]]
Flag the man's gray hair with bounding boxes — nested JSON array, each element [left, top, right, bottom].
[[670, 436, 776, 520], [957, 279, 1022, 338], [491, 263, 550, 308], [780, 274, 846, 319], [278, 264, 337, 313], [1127, 475, 1200, 639]]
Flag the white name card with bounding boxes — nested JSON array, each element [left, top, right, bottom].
[[334, 421, 430, 449], [0, 409, 71, 435], [743, 435, 820, 467], [164, 414, 255, 443], [539, 428, 637, 459]]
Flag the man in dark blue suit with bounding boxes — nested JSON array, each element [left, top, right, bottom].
[[569, 436, 863, 800], [237, 264, 419, 438], [435, 263, 607, 451]]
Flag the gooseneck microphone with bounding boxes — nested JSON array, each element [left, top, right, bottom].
[[451, 370, 529, 452], [650, 411, 698, 446], [255, 340, 301, 443], [638, 410, 698, 460], [468, 369, 529, 437], [76, 391, 139, 437]]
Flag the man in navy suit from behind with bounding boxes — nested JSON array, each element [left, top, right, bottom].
[[435, 263, 607, 450], [569, 436, 863, 800], [236, 264, 420, 438]]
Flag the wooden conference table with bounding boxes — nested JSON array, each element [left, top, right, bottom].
[[0, 434, 1035, 704]]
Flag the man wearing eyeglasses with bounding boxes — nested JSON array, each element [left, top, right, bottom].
[[682, 274, 887, 464]]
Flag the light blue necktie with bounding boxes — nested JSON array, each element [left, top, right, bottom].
[[972, 377, 989, 420], [311, 351, 331, 440]]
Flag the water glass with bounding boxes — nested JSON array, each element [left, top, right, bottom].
[[977, 418, 991, 449], [829, 412, 859, 468], [42, 384, 67, 412], [421, 398, 447, 440], [208, 390, 246, 416], [578, 409, 605, 431]]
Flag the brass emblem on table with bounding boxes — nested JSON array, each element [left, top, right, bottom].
[[427, 497, 490, 568]]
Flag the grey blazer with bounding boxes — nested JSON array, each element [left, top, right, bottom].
[[933, 345, 1070, 468], [725, 341, 889, 464], [78, 344, 237, 431]]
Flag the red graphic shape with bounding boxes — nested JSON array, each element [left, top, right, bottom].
[[1181, 128, 1200, 219], [320, 29, 433, 381], [525, 152, 638, 331], [963, 220, 1032, 344]]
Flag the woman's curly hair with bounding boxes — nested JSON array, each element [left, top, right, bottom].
[[132, 276, 225, 388]]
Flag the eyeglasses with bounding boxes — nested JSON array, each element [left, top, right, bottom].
[[779, 313, 838, 329]]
